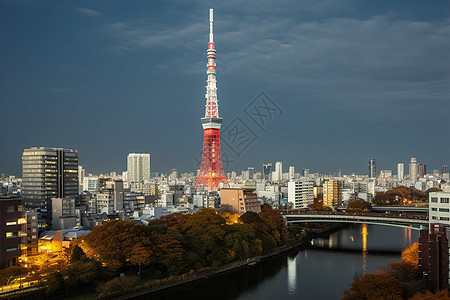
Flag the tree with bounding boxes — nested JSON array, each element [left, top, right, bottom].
[[239, 212, 264, 224], [342, 271, 405, 300], [410, 290, 450, 300], [80, 221, 153, 271], [27, 250, 70, 275], [64, 260, 102, 289], [97, 276, 140, 298], [308, 202, 332, 211], [401, 242, 419, 266], [347, 198, 371, 212], [70, 245, 87, 263], [0, 266, 22, 289]]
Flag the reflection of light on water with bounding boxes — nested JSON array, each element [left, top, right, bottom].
[[287, 257, 297, 295], [329, 233, 336, 248], [403, 227, 412, 247], [362, 224, 368, 275]]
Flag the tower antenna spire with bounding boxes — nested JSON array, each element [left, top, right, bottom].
[[209, 8, 213, 43]]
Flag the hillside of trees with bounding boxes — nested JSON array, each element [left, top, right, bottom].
[[15, 205, 293, 297], [374, 186, 428, 206]]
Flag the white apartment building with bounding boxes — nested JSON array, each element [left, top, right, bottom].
[[397, 163, 404, 180], [288, 179, 314, 209], [83, 176, 99, 193], [127, 153, 151, 183], [429, 192, 450, 226]]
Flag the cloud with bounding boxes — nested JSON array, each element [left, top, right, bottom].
[[105, 10, 449, 116], [78, 8, 102, 17]]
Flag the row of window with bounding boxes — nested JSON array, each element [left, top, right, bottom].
[[6, 232, 19, 238], [430, 197, 450, 203], [431, 216, 450, 221], [432, 208, 450, 212]]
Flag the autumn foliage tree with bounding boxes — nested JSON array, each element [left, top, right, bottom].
[[347, 198, 371, 212], [74, 207, 291, 280], [80, 221, 154, 271], [374, 186, 427, 205], [342, 242, 422, 300]]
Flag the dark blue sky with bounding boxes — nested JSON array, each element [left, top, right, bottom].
[[1, 0, 449, 176]]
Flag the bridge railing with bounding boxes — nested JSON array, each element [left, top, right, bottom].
[[278, 210, 428, 221]]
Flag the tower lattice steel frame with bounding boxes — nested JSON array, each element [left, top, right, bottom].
[[195, 9, 229, 191]]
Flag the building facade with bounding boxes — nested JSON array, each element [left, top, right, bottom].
[[323, 180, 341, 207], [0, 195, 24, 267], [127, 153, 151, 183], [397, 163, 404, 180], [52, 198, 76, 230], [409, 157, 419, 181], [220, 188, 261, 214], [419, 224, 449, 291], [429, 192, 450, 226], [369, 158, 376, 179], [262, 163, 272, 181], [288, 179, 314, 209], [273, 162, 283, 182], [22, 147, 78, 210]]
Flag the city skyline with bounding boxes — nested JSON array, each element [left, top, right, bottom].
[[1, 0, 449, 176]]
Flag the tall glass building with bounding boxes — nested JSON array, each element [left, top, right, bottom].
[[22, 147, 79, 209]]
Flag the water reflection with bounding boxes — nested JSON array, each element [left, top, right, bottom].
[[287, 257, 297, 294], [362, 224, 368, 275]]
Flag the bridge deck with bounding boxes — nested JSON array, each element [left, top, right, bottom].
[[282, 212, 429, 230]]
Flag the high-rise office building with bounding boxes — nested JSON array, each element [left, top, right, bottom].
[[127, 153, 150, 183], [302, 168, 310, 177], [323, 180, 341, 207], [273, 162, 283, 182], [397, 163, 404, 180], [262, 163, 272, 181], [443, 165, 449, 174], [289, 166, 295, 181], [409, 157, 419, 181], [22, 147, 79, 210], [368, 158, 376, 178], [418, 164, 427, 178], [78, 166, 85, 193]]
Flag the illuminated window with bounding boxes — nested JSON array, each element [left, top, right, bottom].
[[6, 221, 17, 225]]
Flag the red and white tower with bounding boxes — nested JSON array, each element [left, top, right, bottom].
[[195, 8, 229, 191]]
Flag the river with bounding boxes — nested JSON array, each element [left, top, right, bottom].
[[144, 224, 418, 300]]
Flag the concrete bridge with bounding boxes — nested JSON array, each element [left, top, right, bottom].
[[282, 211, 429, 230]]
